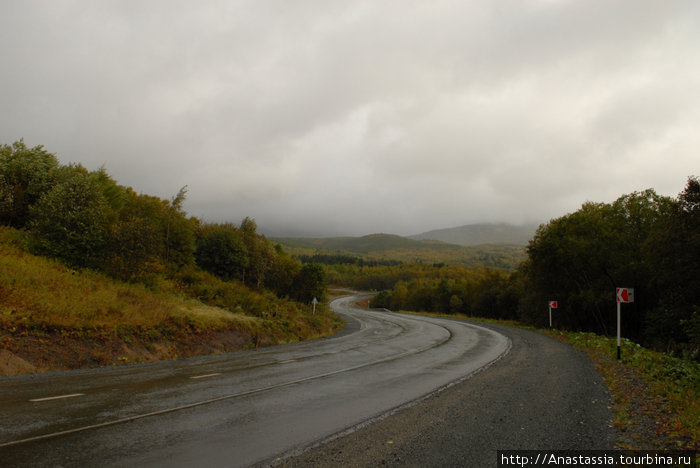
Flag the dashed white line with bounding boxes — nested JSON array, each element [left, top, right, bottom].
[[29, 393, 85, 402], [277, 360, 297, 364], [190, 373, 221, 380]]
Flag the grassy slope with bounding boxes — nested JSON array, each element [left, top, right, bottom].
[[0, 228, 343, 375]]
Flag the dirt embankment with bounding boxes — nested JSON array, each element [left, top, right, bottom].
[[0, 325, 253, 377]]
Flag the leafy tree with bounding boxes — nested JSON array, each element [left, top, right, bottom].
[[195, 223, 248, 281], [0, 140, 60, 227], [291, 263, 327, 303], [28, 166, 108, 268], [240, 217, 273, 288], [449, 294, 463, 314], [518, 182, 700, 359], [644, 177, 700, 356], [265, 245, 302, 298], [391, 283, 408, 310], [372, 290, 392, 308], [163, 186, 196, 266], [91, 166, 128, 221], [0, 174, 13, 218]]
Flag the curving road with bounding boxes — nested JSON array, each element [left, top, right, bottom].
[[0, 294, 510, 467]]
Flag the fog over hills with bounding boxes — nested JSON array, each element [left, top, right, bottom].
[[410, 222, 540, 247], [268, 222, 541, 247], [271, 230, 527, 270]]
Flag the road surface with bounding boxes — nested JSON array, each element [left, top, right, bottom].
[[277, 320, 616, 467], [0, 294, 510, 467]]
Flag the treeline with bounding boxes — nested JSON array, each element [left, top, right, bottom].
[[371, 178, 699, 360], [297, 253, 401, 267], [520, 181, 699, 358], [370, 269, 518, 320], [324, 261, 499, 293], [0, 140, 325, 305]]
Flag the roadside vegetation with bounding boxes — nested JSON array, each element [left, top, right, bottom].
[[0, 140, 341, 375], [370, 177, 700, 361], [549, 330, 699, 450]]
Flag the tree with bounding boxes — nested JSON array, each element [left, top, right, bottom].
[[28, 166, 108, 268], [195, 224, 248, 280], [163, 186, 195, 266], [644, 177, 700, 356], [517, 184, 697, 356], [449, 294, 463, 314], [391, 283, 408, 310], [240, 217, 273, 288], [0, 140, 60, 227], [265, 245, 302, 298], [291, 263, 327, 303], [91, 166, 127, 220]]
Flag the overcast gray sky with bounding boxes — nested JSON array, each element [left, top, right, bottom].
[[1, 1, 698, 236]]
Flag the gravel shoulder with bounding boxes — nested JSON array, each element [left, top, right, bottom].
[[272, 321, 616, 467]]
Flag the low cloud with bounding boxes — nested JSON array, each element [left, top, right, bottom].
[[1, 0, 698, 236]]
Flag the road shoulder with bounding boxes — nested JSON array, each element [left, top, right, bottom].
[[272, 322, 615, 467]]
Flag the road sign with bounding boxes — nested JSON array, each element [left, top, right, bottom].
[[616, 288, 634, 303], [615, 288, 633, 359], [548, 300, 557, 328]]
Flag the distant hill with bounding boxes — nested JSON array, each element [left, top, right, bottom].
[[272, 233, 526, 270], [409, 222, 539, 246], [272, 233, 458, 254]]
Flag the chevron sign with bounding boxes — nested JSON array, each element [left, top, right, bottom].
[[616, 288, 634, 303]]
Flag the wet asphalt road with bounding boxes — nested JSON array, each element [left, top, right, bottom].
[[0, 295, 510, 467], [276, 320, 616, 467]]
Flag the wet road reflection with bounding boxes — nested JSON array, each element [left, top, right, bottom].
[[0, 294, 509, 467]]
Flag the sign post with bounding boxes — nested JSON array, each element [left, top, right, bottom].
[[615, 288, 634, 359], [548, 301, 558, 328], [311, 297, 318, 315]]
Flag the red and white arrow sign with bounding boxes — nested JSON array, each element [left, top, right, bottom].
[[616, 288, 634, 303], [549, 301, 558, 309]]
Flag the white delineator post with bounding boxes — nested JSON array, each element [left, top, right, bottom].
[[548, 300, 558, 328]]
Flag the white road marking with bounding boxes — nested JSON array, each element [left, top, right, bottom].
[[4, 306, 507, 450], [29, 393, 84, 402], [190, 373, 221, 379], [277, 360, 297, 364]]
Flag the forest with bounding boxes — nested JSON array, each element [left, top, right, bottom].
[[370, 177, 700, 360], [275, 234, 526, 270], [0, 140, 326, 310]]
